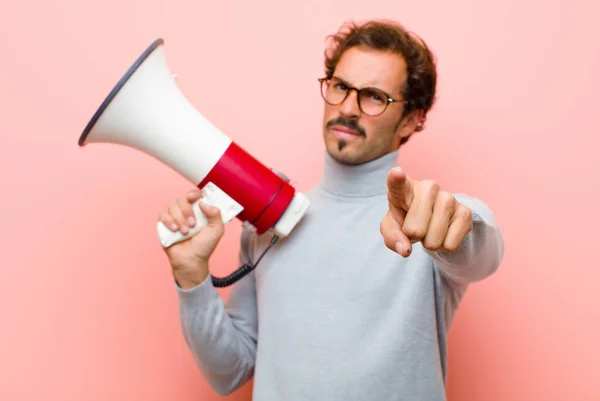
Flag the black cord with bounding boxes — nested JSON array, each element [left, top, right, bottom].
[[210, 234, 280, 287]]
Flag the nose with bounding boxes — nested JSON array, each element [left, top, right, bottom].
[[338, 89, 361, 118]]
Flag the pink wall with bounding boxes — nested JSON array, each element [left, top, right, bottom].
[[1, 0, 598, 400]]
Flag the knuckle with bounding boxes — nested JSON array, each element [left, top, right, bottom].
[[178, 198, 191, 213], [402, 225, 425, 240], [212, 222, 225, 237], [208, 208, 222, 221], [423, 236, 442, 250], [458, 205, 472, 222], [444, 240, 461, 252], [438, 191, 455, 208], [422, 179, 439, 195], [158, 212, 171, 223]]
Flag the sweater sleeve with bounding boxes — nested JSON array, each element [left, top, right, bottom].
[[175, 230, 259, 396], [424, 194, 504, 285]]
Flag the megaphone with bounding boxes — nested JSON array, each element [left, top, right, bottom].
[[78, 38, 310, 287]]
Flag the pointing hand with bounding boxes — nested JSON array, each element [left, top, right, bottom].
[[380, 167, 473, 257]]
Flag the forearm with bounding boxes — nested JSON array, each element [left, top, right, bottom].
[[176, 274, 256, 396], [425, 194, 504, 284]]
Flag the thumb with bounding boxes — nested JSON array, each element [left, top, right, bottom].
[[380, 210, 412, 257], [199, 200, 224, 228], [386, 167, 413, 211]]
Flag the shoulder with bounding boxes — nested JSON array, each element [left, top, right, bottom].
[[239, 227, 277, 262]]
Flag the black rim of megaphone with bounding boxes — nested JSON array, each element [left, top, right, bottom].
[[78, 38, 165, 147]]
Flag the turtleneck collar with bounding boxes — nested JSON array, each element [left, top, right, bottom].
[[317, 149, 400, 198]]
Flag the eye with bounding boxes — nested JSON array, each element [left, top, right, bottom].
[[362, 89, 385, 104]]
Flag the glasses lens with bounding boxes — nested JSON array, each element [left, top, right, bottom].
[[322, 79, 347, 105], [320, 79, 390, 116], [358, 88, 388, 116]]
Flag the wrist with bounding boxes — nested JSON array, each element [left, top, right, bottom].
[[172, 262, 209, 289]]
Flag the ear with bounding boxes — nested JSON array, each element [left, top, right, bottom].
[[395, 109, 424, 140]]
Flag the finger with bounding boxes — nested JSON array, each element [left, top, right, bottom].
[[422, 191, 455, 251], [199, 201, 224, 232], [386, 167, 413, 211], [388, 200, 411, 254], [178, 197, 196, 227], [168, 202, 189, 234], [402, 180, 439, 243], [380, 211, 412, 257], [388, 201, 410, 251], [389, 201, 406, 227], [159, 212, 179, 232], [443, 205, 473, 252], [187, 189, 203, 203]]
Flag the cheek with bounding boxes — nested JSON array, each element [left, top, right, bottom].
[[366, 119, 397, 142], [323, 104, 337, 123], [379, 115, 401, 131]]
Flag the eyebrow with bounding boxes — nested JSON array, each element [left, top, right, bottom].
[[331, 75, 397, 98]]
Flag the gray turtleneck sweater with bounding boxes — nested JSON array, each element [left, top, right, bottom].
[[175, 150, 504, 400]]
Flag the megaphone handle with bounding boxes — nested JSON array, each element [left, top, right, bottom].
[[156, 183, 244, 248]]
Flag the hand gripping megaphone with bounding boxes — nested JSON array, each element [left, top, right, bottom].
[[78, 38, 310, 287]]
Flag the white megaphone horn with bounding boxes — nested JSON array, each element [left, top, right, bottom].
[[78, 38, 310, 287]]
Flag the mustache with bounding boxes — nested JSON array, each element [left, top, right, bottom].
[[326, 117, 366, 136]]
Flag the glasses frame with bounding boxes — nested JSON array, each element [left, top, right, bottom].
[[318, 77, 406, 117]]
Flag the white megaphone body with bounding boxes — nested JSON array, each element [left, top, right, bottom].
[[78, 38, 310, 286]]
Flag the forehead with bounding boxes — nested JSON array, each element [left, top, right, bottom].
[[334, 46, 407, 95]]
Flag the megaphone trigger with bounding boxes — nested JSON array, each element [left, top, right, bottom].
[[156, 182, 244, 248]]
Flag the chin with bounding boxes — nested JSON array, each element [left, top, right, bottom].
[[325, 142, 367, 165]]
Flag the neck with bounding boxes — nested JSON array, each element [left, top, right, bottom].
[[318, 150, 399, 198]]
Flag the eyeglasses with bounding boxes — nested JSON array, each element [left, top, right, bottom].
[[319, 77, 406, 117]]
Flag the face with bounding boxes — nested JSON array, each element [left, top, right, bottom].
[[322, 46, 419, 165]]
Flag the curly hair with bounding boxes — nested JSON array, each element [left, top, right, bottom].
[[324, 19, 437, 144]]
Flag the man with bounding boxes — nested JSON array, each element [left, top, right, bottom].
[[158, 19, 504, 400]]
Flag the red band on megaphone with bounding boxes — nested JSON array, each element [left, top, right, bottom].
[[198, 142, 295, 234]]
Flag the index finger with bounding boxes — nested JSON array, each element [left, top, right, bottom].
[[187, 189, 203, 202], [386, 167, 413, 211]]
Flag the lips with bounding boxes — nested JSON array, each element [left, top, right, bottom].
[[331, 126, 362, 139]]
